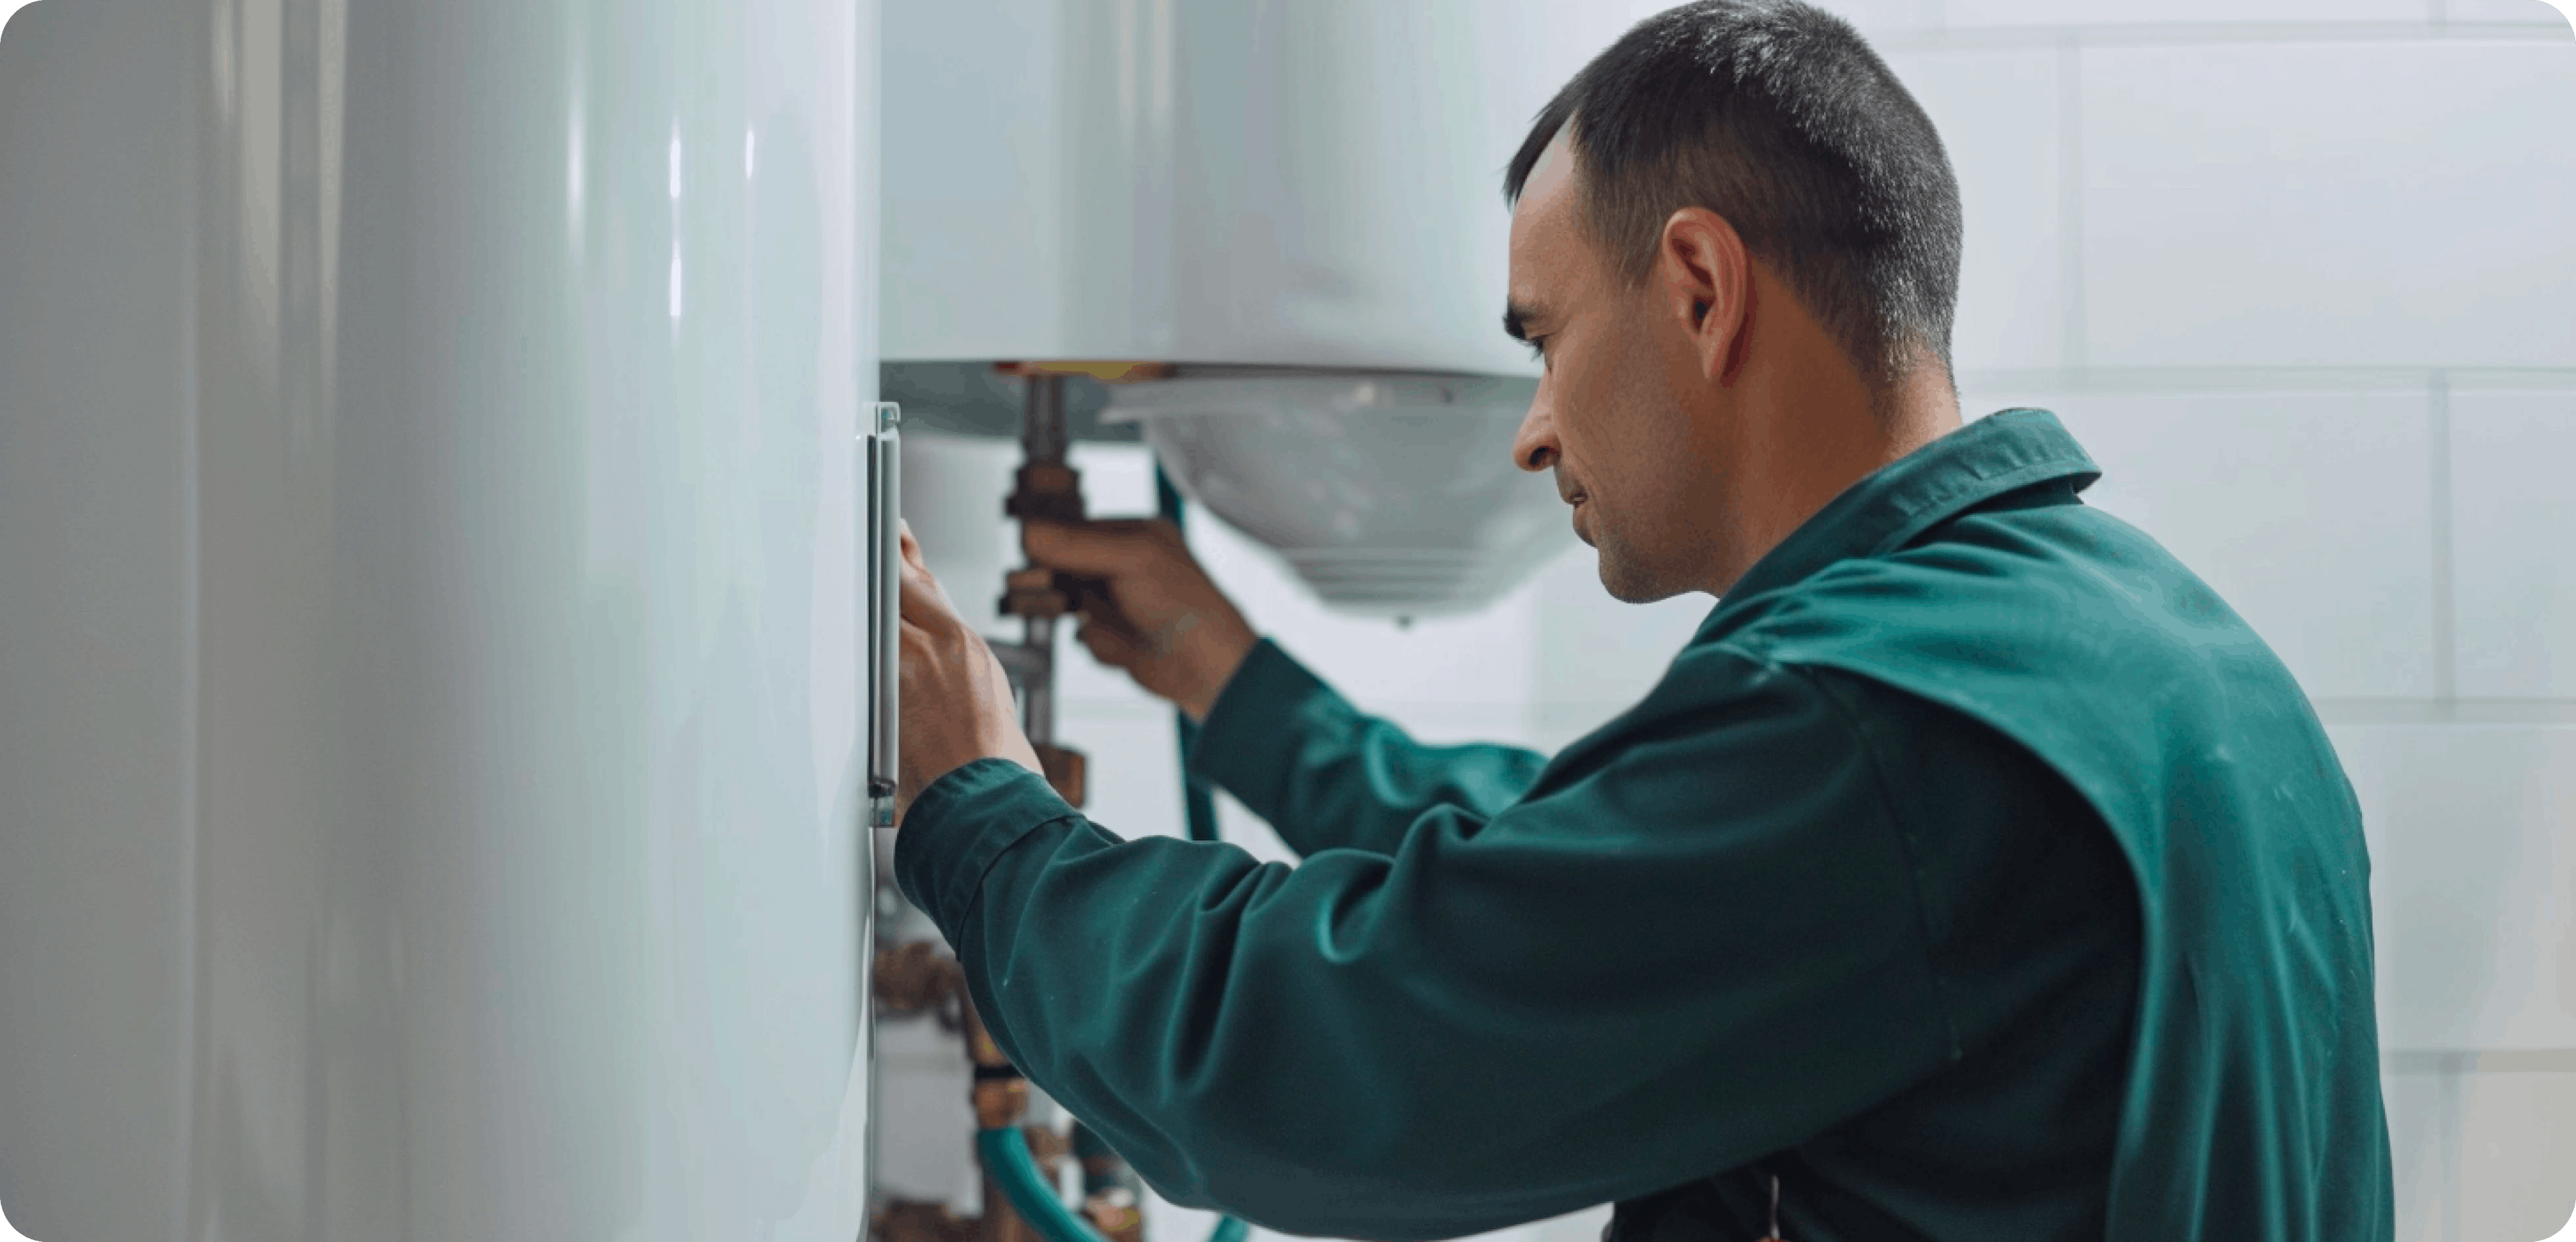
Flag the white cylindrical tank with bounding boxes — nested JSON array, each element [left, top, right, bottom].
[[882, 0, 1679, 374], [0, 1, 879, 1239], [879, 1, 1694, 616]]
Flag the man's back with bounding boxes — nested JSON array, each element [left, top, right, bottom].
[[892, 409, 2394, 1241], [1595, 666, 2143, 1240], [1690, 407, 2394, 1239]]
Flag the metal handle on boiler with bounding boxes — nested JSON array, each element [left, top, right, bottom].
[[867, 401, 903, 828]]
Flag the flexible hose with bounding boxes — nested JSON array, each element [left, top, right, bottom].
[[979, 1127, 1112, 1242]]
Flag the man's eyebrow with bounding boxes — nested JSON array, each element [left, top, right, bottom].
[[1503, 300, 1544, 343]]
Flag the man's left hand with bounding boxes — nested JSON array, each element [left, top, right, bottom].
[[895, 520, 1044, 825]]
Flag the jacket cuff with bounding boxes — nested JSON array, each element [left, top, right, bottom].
[[893, 758, 1083, 934]]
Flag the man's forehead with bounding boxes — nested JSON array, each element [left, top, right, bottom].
[[1512, 127, 1579, 229], [1508, 127, 1580, 312]]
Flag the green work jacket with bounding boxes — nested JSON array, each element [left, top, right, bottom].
[[894, 408, 2394, 1241]]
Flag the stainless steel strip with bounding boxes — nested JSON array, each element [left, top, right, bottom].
[[868, 402, 902, 826]]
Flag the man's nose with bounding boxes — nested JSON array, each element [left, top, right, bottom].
[[1511, 394, 1557, 473]]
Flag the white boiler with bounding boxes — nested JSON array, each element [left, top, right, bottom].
[[0, 1, 884, 1239], [878, 0, 1670, 618]]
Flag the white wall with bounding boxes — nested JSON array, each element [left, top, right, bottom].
[[887, 3, 2576, 1241]]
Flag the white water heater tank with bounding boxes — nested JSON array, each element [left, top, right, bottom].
[[0, 1, 881, 1238], [881, 0, 1688, 614]]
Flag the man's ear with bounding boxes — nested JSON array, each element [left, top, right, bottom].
[[1657, 207, 1754, 386]]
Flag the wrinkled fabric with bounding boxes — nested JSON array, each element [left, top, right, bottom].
[[896, 408, 2393, 1241]]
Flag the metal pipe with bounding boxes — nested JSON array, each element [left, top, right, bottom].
[[1018, 375, 1068, 748]]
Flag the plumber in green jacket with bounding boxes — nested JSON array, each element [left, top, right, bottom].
[[885, 3, 2393, 1239]]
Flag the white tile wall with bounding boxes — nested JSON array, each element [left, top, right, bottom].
[[1880, 46, 2068, 373], [2330, 724, 2576, 1050], [2452, 1069, 2576, 1241], [2043, 389, 2439, 701], [2081, 41, 2576, 370], [2450, 389, 2576, 701], [2383, 1068, 2459, 1242], [1529, 537, 1716, 742], [1946, 0, 2424, 25]]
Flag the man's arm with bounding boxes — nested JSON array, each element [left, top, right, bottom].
[[1186, 638, 1551, 858], [1016, 519, 1552, 857], [893, 641, 1960, 1240]]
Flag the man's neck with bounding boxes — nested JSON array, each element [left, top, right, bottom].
[[1705, 347, 1961, 596]]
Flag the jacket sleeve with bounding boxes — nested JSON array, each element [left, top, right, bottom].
[[1184, 637, 1552, 858], [892, 641, 1960, 1241]]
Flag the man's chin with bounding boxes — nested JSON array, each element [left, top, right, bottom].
[[1596, 545, 1691, 605]]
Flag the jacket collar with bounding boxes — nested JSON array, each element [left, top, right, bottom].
[[1707, 408, 2103, 620]]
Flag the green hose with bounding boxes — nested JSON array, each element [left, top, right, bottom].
[[979, 1127, 1111, 1242]]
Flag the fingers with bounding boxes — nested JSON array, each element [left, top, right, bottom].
[[1021, 517, 1179, 575], [1075, 620, 1138, 670], [898, 547, 955, 628]]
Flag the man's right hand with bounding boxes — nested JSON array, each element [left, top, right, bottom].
[[1022, 518, 1260, 724]]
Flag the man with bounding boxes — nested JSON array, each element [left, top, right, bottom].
[[888, 2, 2394, 1238]]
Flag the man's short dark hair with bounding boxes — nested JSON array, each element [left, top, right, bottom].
[[1505, 0, 1963, 398]]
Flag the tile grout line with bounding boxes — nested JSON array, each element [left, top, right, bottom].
[[2057, 35, 2086, 375], [2431, 371, 2457, 712]]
